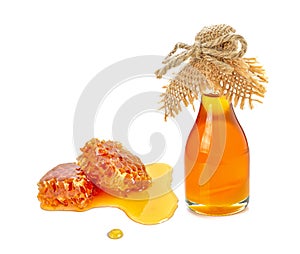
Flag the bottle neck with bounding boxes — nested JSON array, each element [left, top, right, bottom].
[[200, 94, 231, 115], [196, 94, 241, 133]]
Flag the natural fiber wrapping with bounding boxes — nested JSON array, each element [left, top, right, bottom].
[[155, 24, 268, 119]]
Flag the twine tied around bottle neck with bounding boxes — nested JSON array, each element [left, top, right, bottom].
[[155, 24, 268, 120], [155, 25, 247, 78]]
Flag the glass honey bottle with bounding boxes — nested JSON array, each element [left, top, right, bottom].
[[154, 24, 267, 216], [185, 92, 249, 216]]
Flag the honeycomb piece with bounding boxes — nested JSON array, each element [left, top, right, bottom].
[[77, 138, 152, 196], [37, 163, 98, 209]]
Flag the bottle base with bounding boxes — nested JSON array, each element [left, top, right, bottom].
[[186, 197, 249, 216]]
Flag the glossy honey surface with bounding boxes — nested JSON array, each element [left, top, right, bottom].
[[185, 95, 249, 215], [41, 163, 178, 224]]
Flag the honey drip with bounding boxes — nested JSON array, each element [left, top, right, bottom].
[[40, 163, 178, 225], [107, 229, 123, 239], [185, 94, 249, 215]]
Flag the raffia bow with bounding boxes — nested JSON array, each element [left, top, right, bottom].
[[155, 24, 268, 120]]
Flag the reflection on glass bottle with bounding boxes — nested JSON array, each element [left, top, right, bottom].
[[185, 93, 249, 216]]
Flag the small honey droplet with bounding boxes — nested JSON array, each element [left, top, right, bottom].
[[107, 229, 123, 239]]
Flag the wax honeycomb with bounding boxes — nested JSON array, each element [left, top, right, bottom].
[[77, 138, 152, 196], [37, 163, 97, 209]]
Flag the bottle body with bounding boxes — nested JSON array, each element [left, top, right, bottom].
[[185, 94, 249, 215]]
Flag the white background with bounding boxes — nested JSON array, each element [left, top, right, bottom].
[[1, 0, 300, 253]]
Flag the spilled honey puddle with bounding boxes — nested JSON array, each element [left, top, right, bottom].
[[40, 163, 178, 225]]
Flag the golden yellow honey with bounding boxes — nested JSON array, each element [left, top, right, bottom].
[[185, 95, 249, 215], [40, 163, 178, 224], [107, 229, 123, 239]]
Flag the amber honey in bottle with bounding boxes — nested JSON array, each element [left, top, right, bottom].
[[185, 94, 249, 215]]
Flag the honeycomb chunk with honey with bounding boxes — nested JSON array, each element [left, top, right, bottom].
[[77, 138, 152, 196], [37, 163, 98, 209]]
